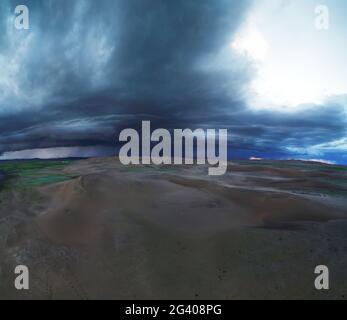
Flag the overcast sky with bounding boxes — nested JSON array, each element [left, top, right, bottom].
[[0, 0, 346, 163]]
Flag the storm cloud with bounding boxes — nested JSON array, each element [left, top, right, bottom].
[[0, 0, 346, 163]]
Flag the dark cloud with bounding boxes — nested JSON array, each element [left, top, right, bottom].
[[0, 0, 346, 163]]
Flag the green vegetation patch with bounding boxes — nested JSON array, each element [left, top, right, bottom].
[[0, 159, 78, 190]]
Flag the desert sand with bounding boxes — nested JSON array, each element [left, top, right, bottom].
[[1, 157, 347, 299]]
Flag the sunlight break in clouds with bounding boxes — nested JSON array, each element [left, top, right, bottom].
[[231, 20, 269, 61], [231, 0, 347, 110], [0, 146, 115, 160]]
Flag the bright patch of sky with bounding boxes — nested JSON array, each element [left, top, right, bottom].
[[231, 0, 347, 110], [0, 146, 115, 160]]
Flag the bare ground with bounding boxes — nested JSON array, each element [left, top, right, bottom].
[[1, 158, 347, 299]]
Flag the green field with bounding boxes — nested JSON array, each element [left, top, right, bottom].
[[0, 159, 77, 190]]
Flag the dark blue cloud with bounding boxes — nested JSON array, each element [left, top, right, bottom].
[[0, 0, 346, 163]]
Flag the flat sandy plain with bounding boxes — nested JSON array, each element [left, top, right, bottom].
[[0, 157, 347, 299]]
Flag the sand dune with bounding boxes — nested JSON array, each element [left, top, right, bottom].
[[1, 158, 347, 299]]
